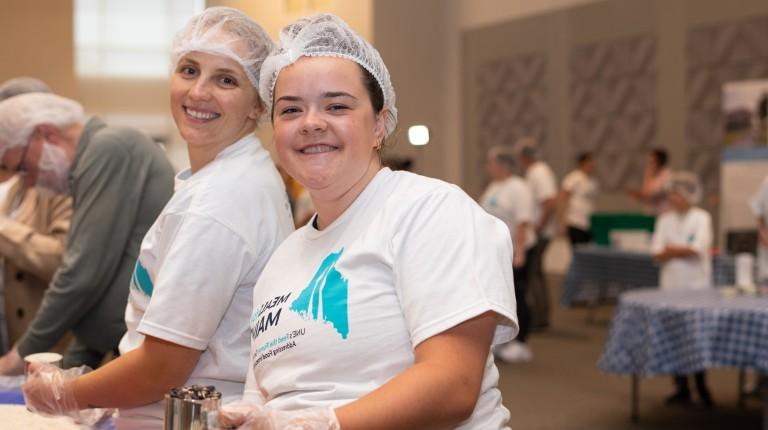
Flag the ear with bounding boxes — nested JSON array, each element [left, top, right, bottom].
[[373, 107, 388, 148], [36, 124, 59, 143], [248, 96, 266, 121]]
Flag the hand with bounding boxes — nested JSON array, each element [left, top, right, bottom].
[[0, 347, 24, 375], [214, 400, 340, 430], [513, 252, 526, 269], [23, 363, 112, 426]]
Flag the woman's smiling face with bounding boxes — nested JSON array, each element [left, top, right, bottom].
[[272, 56, 387, 203], [170, 50, 262, 151]]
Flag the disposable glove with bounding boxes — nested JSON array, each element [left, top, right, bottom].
[[23, 363, 113, 426], [213, 400, 340, 430]]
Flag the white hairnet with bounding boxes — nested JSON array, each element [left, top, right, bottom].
[[259, 13, 398, 137], [171, 7, 274, 90], [488, 145, 517, 171], [0, 93, 84, 158], [668, 171, 702, 205], [0, 77, 51, 102]]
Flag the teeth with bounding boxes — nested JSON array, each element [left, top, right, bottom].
[[186, 108, 220, 120], [302, 145, 336, 154]]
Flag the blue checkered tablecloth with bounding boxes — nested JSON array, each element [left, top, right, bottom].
[[560, 246, 736, 306], [598, 288, 768, 376]]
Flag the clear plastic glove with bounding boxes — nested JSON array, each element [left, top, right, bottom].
[[213, 400, 340, 430], [23, 363, 112, 426]]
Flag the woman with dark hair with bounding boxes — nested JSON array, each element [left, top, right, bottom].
[[627, 148, 671, 215]]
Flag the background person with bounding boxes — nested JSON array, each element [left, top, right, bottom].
[[559, 151, 597, 246], [650, 171, 714, 409], [515, 137, 557, 330], [217, 13, 518, 430], [626, 148, 671, 215], [481, 145, 536, 363], [0, 77, 72, 354], [0, 92, 174, 375], [22, 7, 293, 429]]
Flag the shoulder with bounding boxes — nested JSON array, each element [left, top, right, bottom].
[[690, 207, 712, 222]]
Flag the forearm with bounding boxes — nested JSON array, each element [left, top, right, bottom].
[[0, 220, 66, 280], [538, 203, 555, 231], [336, 362, 477, 430], [72, 337, 200, 409], [655, 245, 698, 262], [334, 313, 496, 430]]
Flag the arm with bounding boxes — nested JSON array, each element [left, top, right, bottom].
[[0, 191, 72, 280], [15, 141, 144, 357], [537, 197, 557, 234], [513, 223, 529, 268], [558, 189, 571, 235], [654, 245, 699, 263], [335, 312, 496, 430], [759, 218, 768, 247], [219, 313, 498, 430], [73, 336, 201, 408]]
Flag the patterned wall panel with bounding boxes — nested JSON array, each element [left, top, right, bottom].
[[570, 35, 657, 191], [686, 16, 768, 201], [475, 53, 548, 161]]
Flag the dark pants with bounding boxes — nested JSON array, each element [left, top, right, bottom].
[[513, 248, 534, 343], [527, 237, 551, 328], [567, 226, 591, 246]]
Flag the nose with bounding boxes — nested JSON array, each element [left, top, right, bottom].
[[299, 109, 326, 135], [188, 78, 212, 101]]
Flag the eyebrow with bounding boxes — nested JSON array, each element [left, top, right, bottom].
[[275, 91, 358, 104], [179, 57, 241, 76]]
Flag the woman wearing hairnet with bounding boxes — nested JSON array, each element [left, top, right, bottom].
[[650, 171, 714, 408], [22, 7, 294, 429], [217, 13, 518, 430]]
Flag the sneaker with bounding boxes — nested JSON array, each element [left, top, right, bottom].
[[664, 390, 692, 407], [495, 341, 533, 363]]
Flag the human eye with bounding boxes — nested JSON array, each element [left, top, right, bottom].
[[278, 106, 302, 116], [327, 103, 350, 113], [176, 64, 197, 78], [219, 75, 238, 88]]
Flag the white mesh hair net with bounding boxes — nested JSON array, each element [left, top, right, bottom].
[[0, 77, 51, 102], [259, 13, 398, 137], [171, 7, 274, 90], [668, 171, 702, 205], [0, 93, 84, 159]]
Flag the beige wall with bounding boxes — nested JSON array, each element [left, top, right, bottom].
[[460, 0, 768, 211], [0, 0, 76, 98], [457, 0, 603, 30]]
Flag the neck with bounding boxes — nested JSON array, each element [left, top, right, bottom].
[[188, 131, 252, 174], [311, 156, 382, 230]]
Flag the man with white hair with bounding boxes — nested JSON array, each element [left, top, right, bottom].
[[515, 137, 557, 329], [0, 77, 72, 355], [650, 171, 714, 408], [0, 92, 174, 374]]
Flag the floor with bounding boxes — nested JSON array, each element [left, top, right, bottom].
[[495, 275, 764, 430]]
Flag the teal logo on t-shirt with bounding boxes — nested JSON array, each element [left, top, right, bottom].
[[131, 259, 154, 297], [290, 248, 349, 339]]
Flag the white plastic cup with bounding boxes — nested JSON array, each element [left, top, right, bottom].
[[23, 352, 63, 379]]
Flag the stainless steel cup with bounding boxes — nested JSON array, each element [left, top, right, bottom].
[[164, 391, 221, 430]]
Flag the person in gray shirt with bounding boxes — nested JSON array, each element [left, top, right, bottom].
[[0, 92, 174, 373]]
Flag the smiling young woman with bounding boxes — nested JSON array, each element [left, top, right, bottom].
[[215, 13, 519, 430]]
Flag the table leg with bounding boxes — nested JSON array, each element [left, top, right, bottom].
[[631, 374, 639, 423], [763, 383, 768, 430], [738, 368, 745, 408]]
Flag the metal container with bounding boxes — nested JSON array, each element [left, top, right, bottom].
[[164, 386, 221, 430]]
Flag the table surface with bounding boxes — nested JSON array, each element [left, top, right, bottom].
[[560, 246, 736, 306], [599, 288, 768, 376]]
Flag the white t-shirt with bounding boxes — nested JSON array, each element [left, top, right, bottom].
[[480, 175, 536, 251], [651, 207, 712, 290], [561, 169, 598, 230], [245, 168, 517, 430], [750, 176, 768, 281], [525, 161, 557, 239], [116, 135, 294, 428]]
